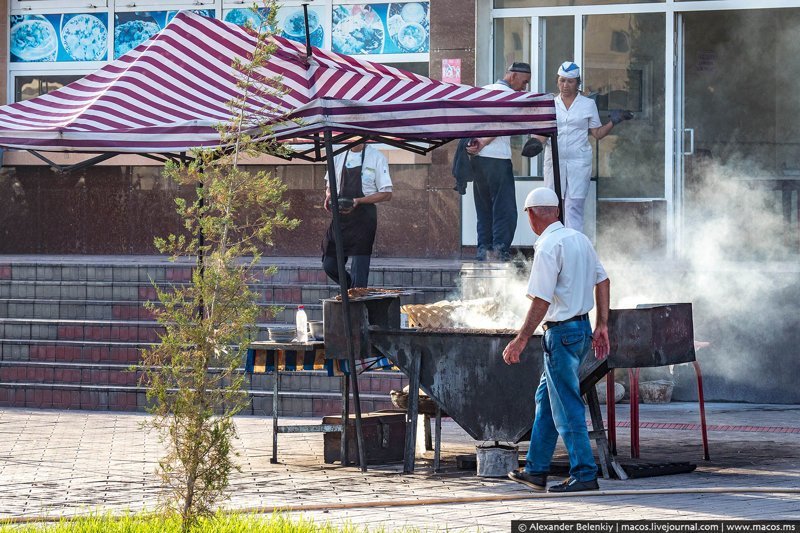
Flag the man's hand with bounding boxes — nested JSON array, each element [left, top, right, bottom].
[[593, 278, 610, 360], [504, 297, 549, 365], [503, 335, 528, 365], [324, 191, 331, 212], [466, 137, 492, 155], [592, 324, 609, 360]]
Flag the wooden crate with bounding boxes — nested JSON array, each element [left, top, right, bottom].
[[323, 410, 407, 464]]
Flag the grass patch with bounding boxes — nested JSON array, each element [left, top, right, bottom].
[[0, 512, 428, 533]]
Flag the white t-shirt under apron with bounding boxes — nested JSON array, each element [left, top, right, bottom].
[[324, 145, 393, 195]]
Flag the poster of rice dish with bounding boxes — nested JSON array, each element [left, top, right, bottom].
[[223, 7, 271, 30], [114, 10, 215, 59], [10, 13, 109, 63], [332, 2, 429, 56], [277, 5, 325, 48]]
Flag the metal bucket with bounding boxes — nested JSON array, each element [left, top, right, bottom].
[[639, 380, 674, 403], [476, 444, 518, 477]]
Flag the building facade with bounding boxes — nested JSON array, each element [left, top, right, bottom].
[[1, 0, 471, 257], [2, 0, 799, 261]]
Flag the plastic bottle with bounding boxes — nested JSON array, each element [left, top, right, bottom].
[[295, 305, 308, 343]]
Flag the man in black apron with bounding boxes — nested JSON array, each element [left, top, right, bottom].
[[322, 143, 393, 288]]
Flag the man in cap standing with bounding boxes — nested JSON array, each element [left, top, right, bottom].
[[466, 62, 532, 261], [503, 187, 610, 493]]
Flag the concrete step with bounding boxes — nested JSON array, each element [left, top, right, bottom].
[[0, 285, 454, 324], [0, 359, 405, 415], [0, 318, 166, 343], [0, 317, 339, 343], [0, 382, 399, 416], [0, 261, 461, 288], [0, 257, 455, 415], [0, 360, 405, 394], [0, 283, 454, 307], [1, 339, 152, 364]]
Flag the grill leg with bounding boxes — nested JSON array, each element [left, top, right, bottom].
[[693, 361, 710, 460], [340, 374, 350, 466], [606, 370, 617, 455], [271, 369, 280, 464], [628, 368, 641, 459], [403, 351, 421, 474], [424, 414, 433, 451], [586, 386, 627, 480], [434, 405, 442, 473]]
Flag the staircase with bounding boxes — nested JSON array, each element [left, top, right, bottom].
[[0, 257, 462, 415]]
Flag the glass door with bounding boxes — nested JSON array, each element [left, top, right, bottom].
[[677, 8, 800, 259], [582, 12, 667, 256]]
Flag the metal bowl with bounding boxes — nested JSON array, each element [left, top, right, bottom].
[[308, 320, 323, 340], [268, 326, 296, 342]]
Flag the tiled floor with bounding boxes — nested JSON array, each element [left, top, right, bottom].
[[0, 403, 799, 531]]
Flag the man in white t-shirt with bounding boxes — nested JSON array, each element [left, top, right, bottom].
[[465, 62, 531, 261], [503, 187, 610, 493]]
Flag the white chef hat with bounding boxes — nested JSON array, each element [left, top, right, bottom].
[[557, 61, 581, 79]]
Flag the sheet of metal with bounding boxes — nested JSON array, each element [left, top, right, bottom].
[[369, 328, 544, 442], [323, 296, 401, 359], [608, 303, 696, 368]]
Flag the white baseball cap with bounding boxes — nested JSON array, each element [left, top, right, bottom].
[[524, 187, 559, 209]]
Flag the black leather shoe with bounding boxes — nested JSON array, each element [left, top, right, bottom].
[[507, 469, 547, 491], [547, 477, 599, 493]]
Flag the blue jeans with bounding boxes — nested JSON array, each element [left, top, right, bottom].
[[525, 319, 598, 482], [472, 156, 517, 260]]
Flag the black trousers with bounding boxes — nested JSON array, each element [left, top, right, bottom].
[[322, 253, 371, 288]]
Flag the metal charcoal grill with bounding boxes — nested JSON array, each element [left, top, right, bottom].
[[328, 299, 703, 474], [376, 303, 701, 473], [369, 328, 543, 443]]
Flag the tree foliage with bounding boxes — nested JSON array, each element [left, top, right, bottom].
[[139, 2, 299, 529]]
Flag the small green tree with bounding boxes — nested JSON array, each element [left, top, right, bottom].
[[139, 2, 298, 529]]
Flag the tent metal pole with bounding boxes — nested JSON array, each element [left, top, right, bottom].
[[25, 150, 118, 173], [302, 4, 313, 59], [323, 130, 367, 472], [550, 133, 564, 224], [197, 165, 205, 321]]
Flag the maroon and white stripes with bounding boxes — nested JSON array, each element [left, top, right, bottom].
[[0, 12, 556, 154]]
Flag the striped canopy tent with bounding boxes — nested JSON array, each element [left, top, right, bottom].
[[0, 11, 561, 472], [0, 11, 557, 167]]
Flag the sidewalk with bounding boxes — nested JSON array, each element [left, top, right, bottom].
[[0, 403, 799, 531]]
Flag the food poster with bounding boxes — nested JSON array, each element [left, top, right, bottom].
[[224, 6, 325, 48], [10, 13, 109, 63], [276, 5, 325, 49], [223, 7, 271, 30], [332, 2, 429, 56], [114, 10, 216, 59]]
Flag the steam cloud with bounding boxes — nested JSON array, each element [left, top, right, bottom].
[[454, 157, 799, 403]]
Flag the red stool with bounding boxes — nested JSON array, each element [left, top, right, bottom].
[[605, 353, 709, 460]]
